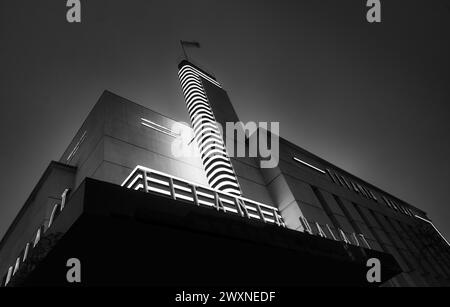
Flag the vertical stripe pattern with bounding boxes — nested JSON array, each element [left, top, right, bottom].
[[178, 64, 242, 196]]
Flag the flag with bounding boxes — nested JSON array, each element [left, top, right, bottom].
[[180, 40, 201, 48], [180, 40, 201, 60]]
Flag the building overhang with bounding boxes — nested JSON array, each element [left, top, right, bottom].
[[6, 178, 402, 286]]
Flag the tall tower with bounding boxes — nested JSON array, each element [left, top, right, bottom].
[[178, 61, 242, 196]]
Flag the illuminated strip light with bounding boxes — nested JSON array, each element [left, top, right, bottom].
[[121, 165, 285, 227], [382, 196, 393, 209], [175, 194, 194, 202], [22, 243, 30, 263], [197, 191, 215, 199], [414, 215, 450, 247], [13, 258, 20, 275], [341, 176, 353, 190], [140, 118, 181, 138], [198, 199, 215, 207], [149, 177, 170, 187], [293, 157, 326, 174], [123, 168, 273, 222], [178, 64, 242, 196], [4, 267, 12, 286], [327, 168, 380, 203], [67, 131, 87, 161], [148, 186, 171, 196], [382, 195, 414, 217], [47, 204, 60, 229], [180, 65, 222, 88], [326, 169, 338, 183], [405, 207, 414, 216], [2, 189, 73, 287], [128, 174, 143, 190], [351, 181, 360, 193]]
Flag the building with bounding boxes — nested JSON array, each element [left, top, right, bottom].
[[0, 60, 449, 287]]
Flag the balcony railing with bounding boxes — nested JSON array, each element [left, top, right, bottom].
[[122, 166, 285, 227]]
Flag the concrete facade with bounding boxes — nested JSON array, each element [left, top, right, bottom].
[[260, 137, 450, 286], [60, 90, 209, 189], [185, 61, 450, 286], [1, 62, 449, 286]]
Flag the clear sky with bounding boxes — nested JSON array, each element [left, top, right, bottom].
[[1, 0, 449, 243]]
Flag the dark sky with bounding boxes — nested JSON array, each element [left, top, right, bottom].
[[1, 1, 449, 243]]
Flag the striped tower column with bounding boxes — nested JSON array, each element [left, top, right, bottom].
[[178, 62, 242, 196]]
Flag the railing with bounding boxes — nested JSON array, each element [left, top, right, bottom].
[[122, 166, 285, 227]]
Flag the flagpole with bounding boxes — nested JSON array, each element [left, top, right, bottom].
[[180, 40, 188, 61]]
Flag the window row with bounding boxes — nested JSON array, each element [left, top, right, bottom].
[[1, 188, 70, 287], [381, 196, 415, 217], [325, 167, 416, 219], [325, 168, 377, 201]]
